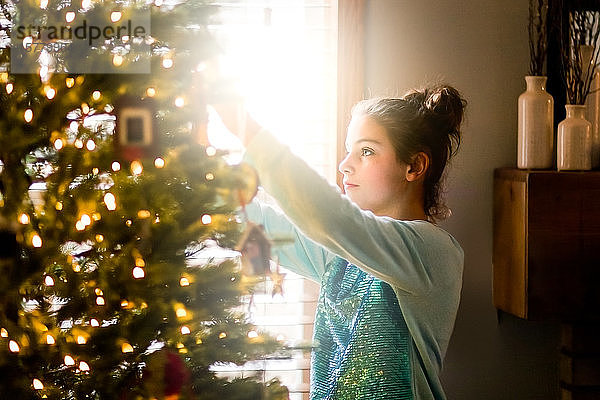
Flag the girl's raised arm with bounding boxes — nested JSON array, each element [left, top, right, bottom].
[[243, 129, 463, 296]]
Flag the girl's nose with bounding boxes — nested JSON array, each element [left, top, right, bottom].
[[338, 153, 353, 174]]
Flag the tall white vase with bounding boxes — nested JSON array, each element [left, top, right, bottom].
[[586, 70, 600, 168], [557, 104, 592, 171], [517, 76, 554, 169]]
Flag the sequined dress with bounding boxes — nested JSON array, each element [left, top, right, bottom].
[[311, 256, 412, 399]]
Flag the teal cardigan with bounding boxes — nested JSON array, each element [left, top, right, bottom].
[[244, 129, 463, 400]]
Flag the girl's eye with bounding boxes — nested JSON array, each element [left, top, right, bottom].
[[360, 148, 374, 157]]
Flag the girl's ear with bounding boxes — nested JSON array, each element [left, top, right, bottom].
[[406, 152, 429, 182]]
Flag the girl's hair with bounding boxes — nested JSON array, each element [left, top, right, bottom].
[[351, 84, 466, 221]]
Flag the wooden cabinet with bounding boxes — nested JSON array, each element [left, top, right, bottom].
[[492, 168, 600, 322]]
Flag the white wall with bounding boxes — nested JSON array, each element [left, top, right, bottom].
[[364, 1, 560, 398]]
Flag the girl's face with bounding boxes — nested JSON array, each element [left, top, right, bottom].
[[338, 115, 408, 218]]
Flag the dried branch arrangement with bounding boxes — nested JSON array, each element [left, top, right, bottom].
[[561, 8, 600, 105], [529, 0, 549, 76]]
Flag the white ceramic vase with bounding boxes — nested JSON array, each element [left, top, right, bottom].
[[585, 70, 600, 168], [557, 104, 592, 171], [517, 76, 554, 169]]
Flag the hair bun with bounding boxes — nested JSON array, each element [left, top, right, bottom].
[[423, 85, 466, 135]]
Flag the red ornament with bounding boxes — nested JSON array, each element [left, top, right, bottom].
[[164, 350, 191, 396]]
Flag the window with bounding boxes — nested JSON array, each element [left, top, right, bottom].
[[207, 1, 364, 398]]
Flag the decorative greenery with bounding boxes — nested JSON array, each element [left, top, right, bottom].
[[0, 0, 288, 398], [558, 2, 600, 104], [528, 0, 549, 76]]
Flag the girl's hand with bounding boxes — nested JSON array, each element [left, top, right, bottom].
[[210, 102, 262, 147]]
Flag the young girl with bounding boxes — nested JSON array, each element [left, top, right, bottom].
[[216, 84, 466, 400]]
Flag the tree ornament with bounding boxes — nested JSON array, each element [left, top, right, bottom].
[[142, 348, 191, 398], [236, 222, 272, 276], [114, 96, 158, 161]]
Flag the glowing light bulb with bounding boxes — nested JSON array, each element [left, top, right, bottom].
[[95, 288, 103, 296], [6, 83, 13, 94], [79, 361, 90, 371], [132, 267, 145, 279], [125, 219, 132, 227], [81, 103, 89, 114], [175, 307, 187, 318], [65, 11, 76, 23], [174, 97, 185, 108], [247, 330, 258, 339], [81, 0, 91, 8], [130, 160, 143, 175], [76, 220, 85, 231], [77, 335, 86, 344], [162, 58, 173, 69], [32, 234, 42, 248], [154, 157, 165, 168], [55, 201, 63, 211], [96, 296, 105, 306], [39, 0, 48, 9], [33, 378, 44, 390], [104, 193, 116, 211], [18, 213, 30, 224], [9, 340, 20, 352], [70, 121, 79, 132], [206, 147, 217, 157], [46, 334, 55, 345], [66, 77, 75, 88], [121, 342, 133, 353], [44, 275, 54, 286], [110, 11, 122, 22], [205, 172, 214, 181], [54, 138, 64, 150], [146, 87, 156, 97], [137, 210, 151, 219], [24, 109, 33, 123], [46, 87, 56, 99], [1, 328, 7, 337], [23, 36, 33, 49], [113, 54, 123, 67], [72, 263, 81, 272], [64, 355, 75, 366], [201, 214, 212, 225], [90, 319, 99, 327], [181, 326, 191, 335], [92, 90, 101, 101], [95, 234, 104, 242], [74, 139, 84, 148], [179, 277, 190, 287], [39, 65, 49, 81], [218, 332, 227, 339], [120, 300, 129, 308], [111, 161, 121, 171], [85, 139, 95, 151], [80, 214, 91, 226]]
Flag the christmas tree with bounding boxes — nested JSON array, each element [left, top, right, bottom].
[[0, 0, 288, 398]]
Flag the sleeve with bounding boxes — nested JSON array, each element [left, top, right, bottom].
[[243, 129, 443, 295], [245, 198, 331, 283]]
